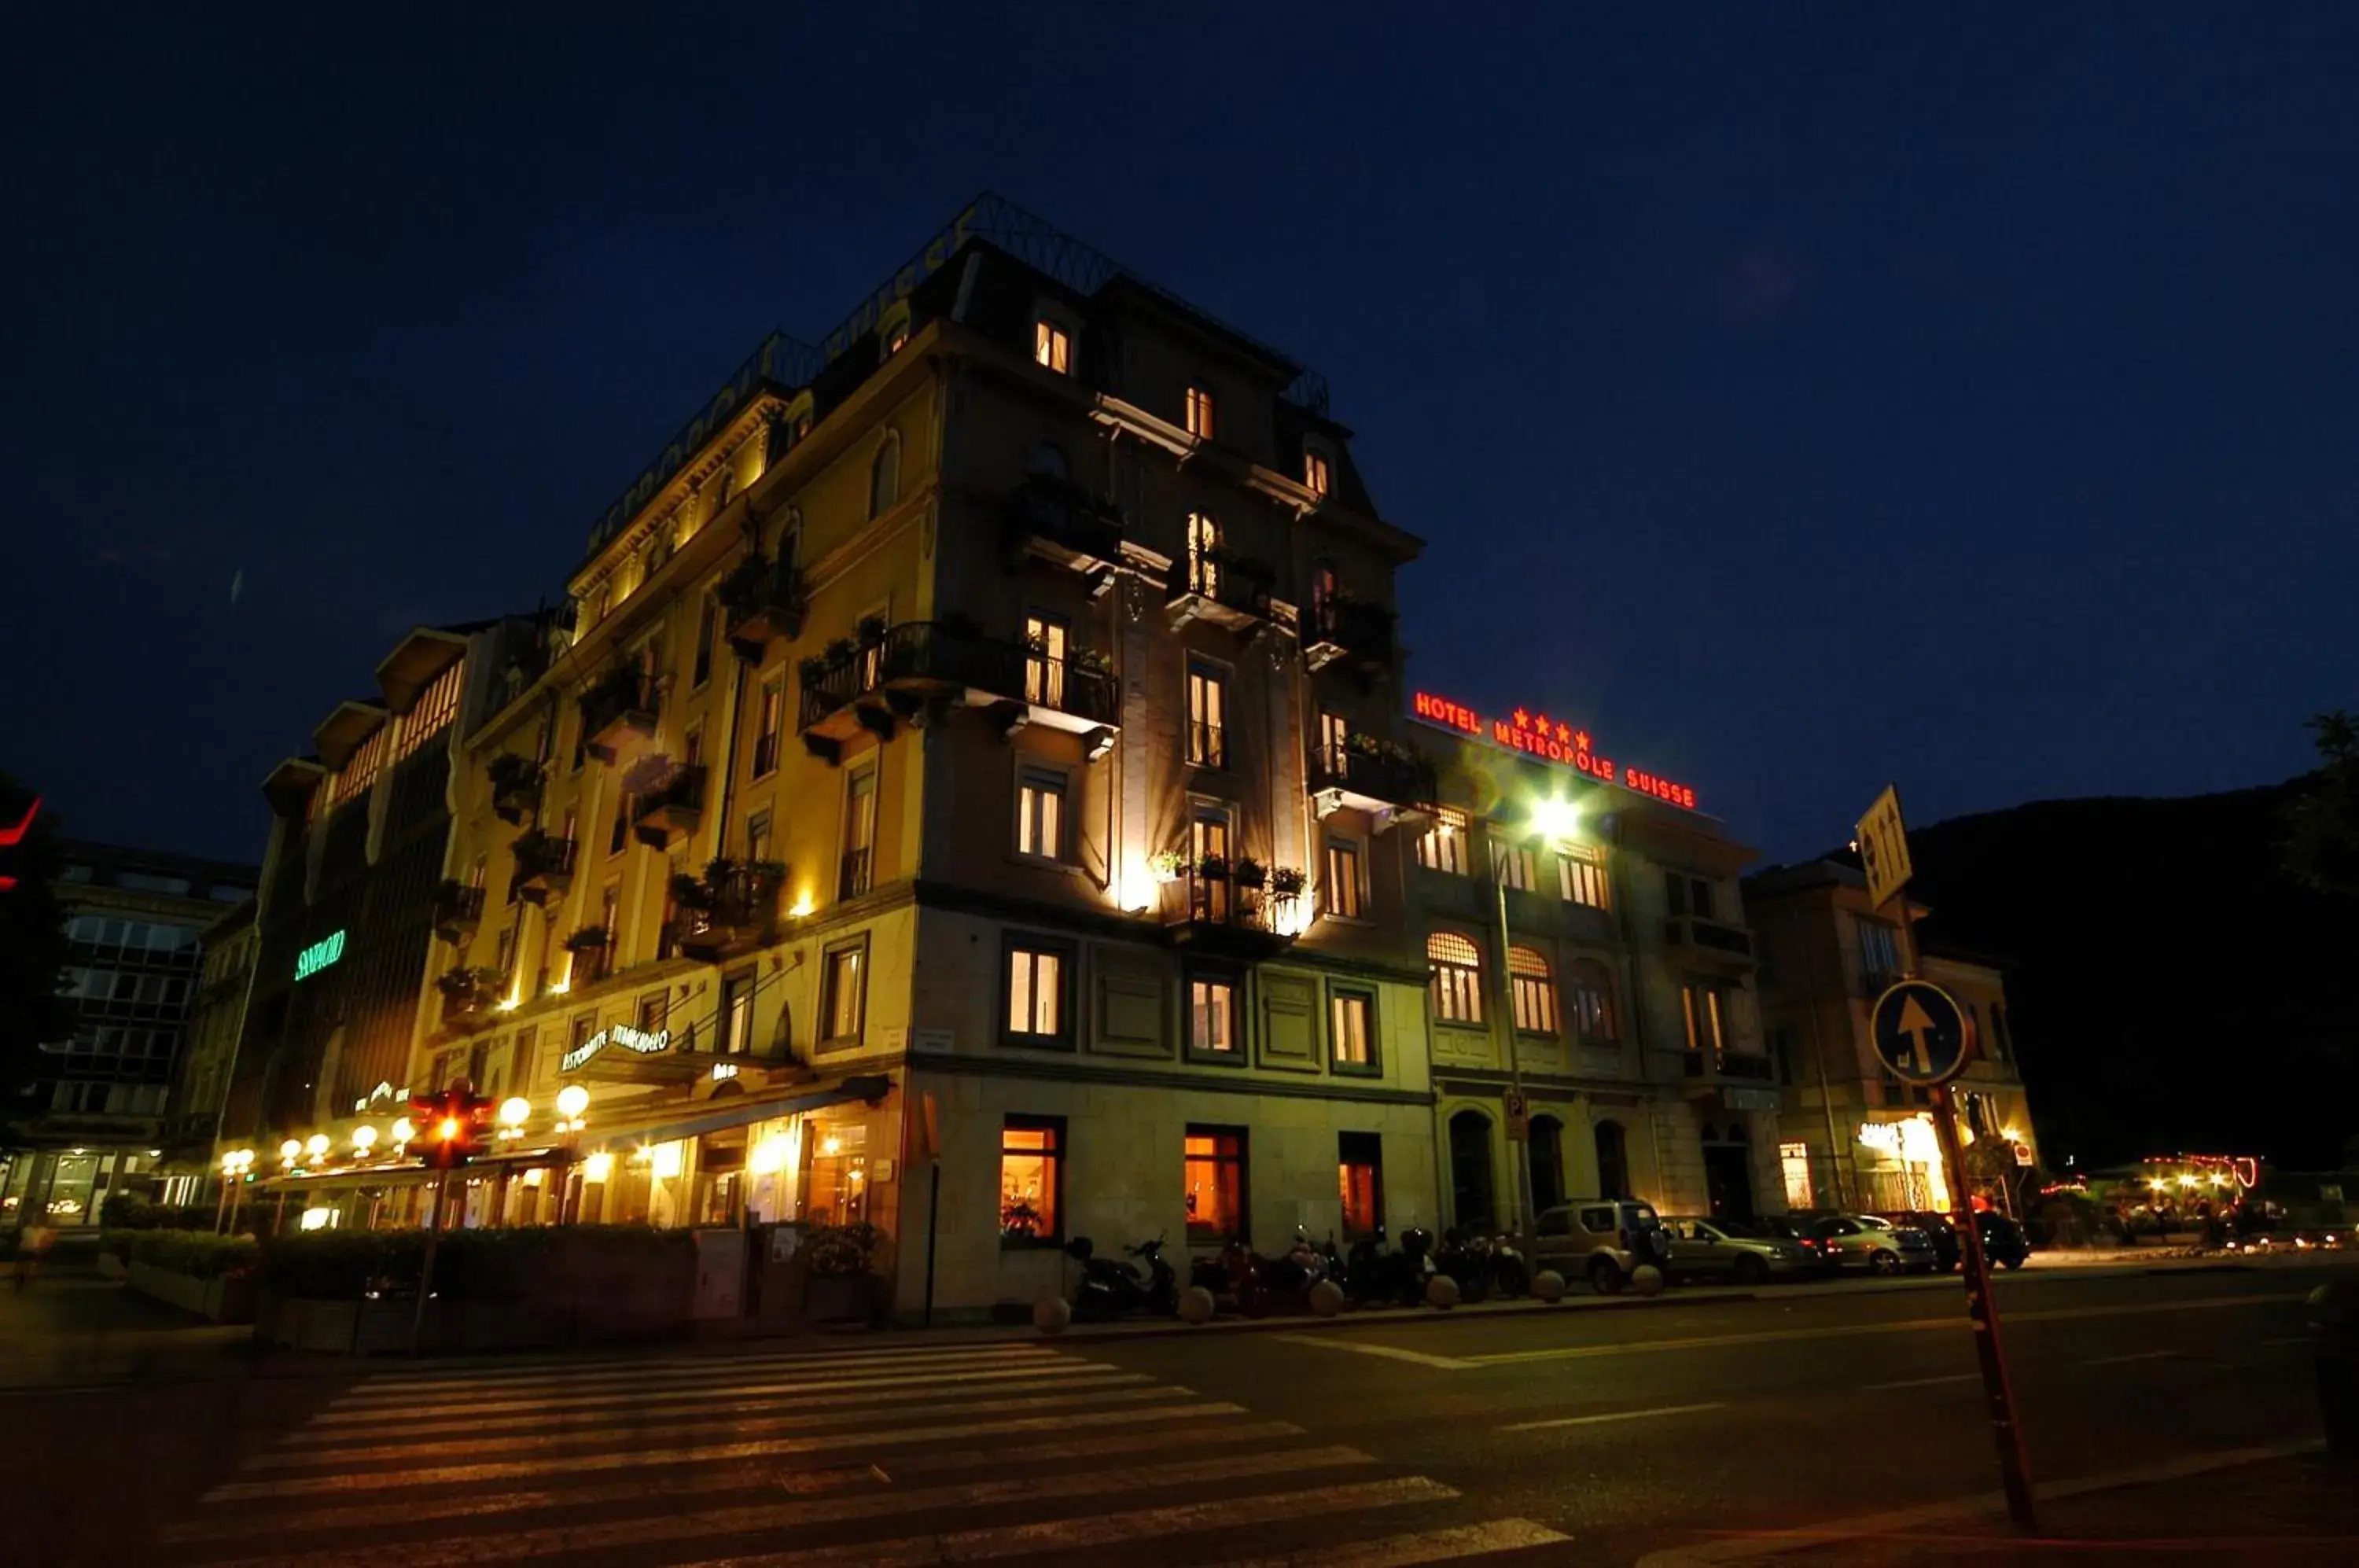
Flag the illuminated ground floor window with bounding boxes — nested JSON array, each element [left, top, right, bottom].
[[999, 1115, 1064, 1246], [1779, 1140, 1815, 1210], [1185, 1125, 1247, 1245], [1338, 1131, 1383, 1241]]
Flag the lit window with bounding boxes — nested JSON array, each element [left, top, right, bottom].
[[1185, 511, 1221, 597], [1558, 844, 1610, 908], [1190, 808, 1233, 922], [820, 940, 867, 1047], [1189, 974, 1236, 1055], [1006, 944, 1066, 1043], [1186, 663, 1227, 768], [1000, 1117, 1064, 1244], [1681, 981, 1726, 1057], [1017, 767, 1066, 860], [1338, 1131, 1382, 1239], [718, 970, 754, 1056], [754, 676, 783, 777], [1033, 319, 1071, 374], [637, 990, 669, 1037], [1857, 918, 1903, 984], [744, 810, 772, 866], [1024, 612, 1067, 707], [840, 764, 877, 899], [1184, 383, 1216, 440], [1323, 837, 1363, 919], [1509, 946, 1559, 1036], [1417, 808, 1468, 876], [1304, 449, 1330, 498], [692, 594, 716, 689], [394, 660, 466, 760], [1183, 1126, 1246, 1242], [1316, 710, 1349, 778], [1427, 931, 1485, 1025], [1492, 838, 1537, 893], [1570, 959, 1617, 1043], [1780, 1140, 1815, 1209], [1331, 990, 1375, 1072]]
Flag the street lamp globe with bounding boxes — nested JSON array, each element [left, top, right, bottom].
[[351, 1125, 378, 1154], [304, 1133, 331, 1160], [279, 1138, 304, 1165], [556, 1084, 591, 1121], [499, 1096, 531, 1129], [390, 1117, 414, 1145]]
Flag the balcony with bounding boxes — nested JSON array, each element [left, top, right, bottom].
[[676, 862, 786, 962], [429, 880, 484, 944], [486, 753, 543, 825], [1663, 915, 1757, 970], [580, 666, 660, 764], [1167, 549, 1277, 633], [1308, 739, 1437, 832], [838, 847, 874, 902], [719, 554, 807, 660], [629, 759, 707, 849], [1681, 1047, 1780, 1111], [563, 929, 613, 987], [510, 829, 577, 905], [1158, 860, 1304, 963], [1301, 595, 1396, 675], [798, 621, 1119, 764], [436, 967, 506, 1036], [999, 474, 1127, 577]]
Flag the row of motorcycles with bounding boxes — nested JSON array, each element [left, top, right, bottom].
[[1065, 1225, 1529, 1321]]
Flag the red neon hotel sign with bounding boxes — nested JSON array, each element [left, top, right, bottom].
[[1411, 693, 1700, 812]]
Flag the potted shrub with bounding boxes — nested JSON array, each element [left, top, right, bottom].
[[855, 614, 888, 644], [670, 871, 714, 911], [1070, 647, 1113, 678], [803, 1222, 884, 1323], [563, 927, 610, 953], [1269, 865, 1306, 897], [1147, 848, 1186, 883], [1196, 853, 1230, 882], [1232, 856, 1267, 890]]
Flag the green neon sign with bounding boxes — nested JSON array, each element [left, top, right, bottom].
[[294, 929, 347, 981]]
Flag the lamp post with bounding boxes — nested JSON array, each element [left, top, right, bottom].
[[216, 1149, 253, 1234], [1489, 793, 1582, 1241], [555, 1084, 590, 1225]]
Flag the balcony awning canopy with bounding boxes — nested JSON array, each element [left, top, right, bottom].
[[376, 627, 469, 715], [260, 756, 329, 819], [312, 700, 390, 770], [589, 1074, 893, 1148]]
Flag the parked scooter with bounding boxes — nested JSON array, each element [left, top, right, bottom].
[[1434, 1228, 1493, 1303], [1488, 1233, 1530, 1297], [1188, 1229, 1329, 1317], [1343, 1226, 1434, 1307], [1065, 1234, 1178, 1320]]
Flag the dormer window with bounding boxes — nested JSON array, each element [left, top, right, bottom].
[[1034, 319, 1072, 374], [880, 302, 913, 360], [1185, 383, 1216, 441], [884, 322, 910, 355], [1304, 447, 1331, 499]]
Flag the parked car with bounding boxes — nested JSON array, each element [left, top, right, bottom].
[[1803, 1212, 1938, 1274], [1529, 1199, 1674, 1293], [1662, 1216, 1818, 1284], [1881, 1210, 1963, 1272], [1757, 1213, 1840, 1272], [1976, 1211, 2031, 1269]]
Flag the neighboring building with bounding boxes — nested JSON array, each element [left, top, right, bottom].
[[0, 842, 256, 1228], [1745, 859, 2039, 1215], [156, 896, 259, 1202], [220, 616, 552, 1164], [1406, 697, 1779, 1229]]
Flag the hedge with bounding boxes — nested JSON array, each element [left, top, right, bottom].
[[101, 1231, 262, 1279], [259, 1226, 697, 1302], [101, 1195, 218, 1231]]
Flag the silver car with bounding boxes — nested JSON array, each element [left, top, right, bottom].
[[1815, 1212, 1939, 1274], [1662, 1216, 1817, 1284]]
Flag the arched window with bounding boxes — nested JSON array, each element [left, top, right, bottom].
[[1025, 440, 1069, 480], [1570, 959, 1617, 1043], [1595, 1119, 1630, 1201], [868, 432, 901, 520], [1185, 511, 1221, 597], [1427, 931, 1483, 1025], [1507, 946, 1558, 1036], [1528, 1113, 1566, 1213]]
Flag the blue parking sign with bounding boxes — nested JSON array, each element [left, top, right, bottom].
[[1870, 980, 1972, 1085]]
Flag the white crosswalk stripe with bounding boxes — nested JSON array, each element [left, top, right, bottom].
[[159, 1340, 1570, 1566]]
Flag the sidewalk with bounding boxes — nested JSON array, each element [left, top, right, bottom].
[[0, 1270, 255, 1391]]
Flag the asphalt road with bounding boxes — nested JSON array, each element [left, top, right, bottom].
[[2, 1257, 2344, 1566]]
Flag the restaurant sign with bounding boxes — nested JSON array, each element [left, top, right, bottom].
[[561, 1024, 672, 1074], [294, 929, 347, 982], [1411, 690, 1701, 812]]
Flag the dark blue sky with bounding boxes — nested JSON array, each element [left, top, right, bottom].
[[10, 7, 2356, 866]]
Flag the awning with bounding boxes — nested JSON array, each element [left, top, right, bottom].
[[596, 1074, 892, 1148], [312, 700, 390, 769], [375, 627, 469, 714]]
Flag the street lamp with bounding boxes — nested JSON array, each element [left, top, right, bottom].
[[278, 1138, 303, 1169], [304, 1133, 330, 1163], [390, 1117, 414, 1150], [351, 1124, 378, 1158], [554, 1084, 591, 1224], [1483, 792, 1591, 1241], [497, 1096, 530, 1144]]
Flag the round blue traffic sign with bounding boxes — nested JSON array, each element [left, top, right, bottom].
[[1869, 980, 1972, 1085]]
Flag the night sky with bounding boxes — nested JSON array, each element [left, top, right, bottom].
[[12, 8, 2357, 868]]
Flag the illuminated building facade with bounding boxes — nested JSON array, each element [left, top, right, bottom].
[[1408, 698, 1783, 1227], [397, 197, 1447, 1312], [157, 895, 259, 1194], [1745, 859, 2040, 1214]]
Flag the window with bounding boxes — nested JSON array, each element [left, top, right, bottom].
[[1570, 959, 1617, 1043], [1427, 931, 1485, 1025], [1558, 845, 1610, 908], [1508, 946, 1559, 1035], [610, 785, 632, 856], [868, 432, 900, 519], [1304, 448, 1331, 499], [1000, 1117, 1065, 1245], [1032, 318, 1071, 374], [1595, 1120, 1631, 1200], [1186, 662, 1227, 767], [1005, 942, 1069, 1046], [1681, 981, 1727, 1056], [1857, 918, 1903, 984], [745, 810, 772, 867], [1184, 511, 1220, 597], [1024, 612, 1067, 707], [753, 677, 783, 777], [841, 764, 877, 900], [1330, 989, 1376, 1073], [1492, 838, 1537, 893], [1780, 1141, 1815, 1209], [718, 970, 755, 1056], [395, 659, 466, 759], [692, 594, 717, 689], [1189, 807, 1232, 921], [1664, 873, 1716, 920], [1322, 835, 1364, 919], [1316, 710, 1349, 778], [1184, 382, 1215, 440], [1017, 766, 1066, 860], [1310, 560, 1337, 627], [568, 1013, 594, 1066], [1188, 971, 1237, 1057], [1184, 1127, 1246, 1243], [637, 990, 669, 1037], [819, 939, 867, 1047], [1417, 808, 1469, 875], [1338, 1132, 1382, 1240]]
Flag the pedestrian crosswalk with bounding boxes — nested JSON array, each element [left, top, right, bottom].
[[156, 1338, 1570, 1566]]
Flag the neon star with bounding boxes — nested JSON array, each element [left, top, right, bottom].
[[1533, 713, 1551, 734], [1573, 731, 1591, 752], [1556, 723, 1572, 744], [1512, 709, 1529, 729]]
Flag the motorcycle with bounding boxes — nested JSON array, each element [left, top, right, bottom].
[[1065, 1233, 1178, 1320], [1434, 1228, 1492, 1304], [1189, 1229, 1328, 1317], [1488, 1234, 1530, 1297], [1343, 1225, 1434, 1307]]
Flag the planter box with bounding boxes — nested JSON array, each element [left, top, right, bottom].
[[127, 1261, 256, 1324]]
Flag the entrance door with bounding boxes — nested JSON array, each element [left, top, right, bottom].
[[1702, 1124, 1757, 1220], [1527, 1114, 1566, 1214], [1448, 1110, 1496, 1235]]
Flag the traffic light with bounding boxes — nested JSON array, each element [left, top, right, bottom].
[[407, 1086, 495, 1170]]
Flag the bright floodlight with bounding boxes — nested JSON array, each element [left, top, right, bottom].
[[1529, 795, 1581, 843]]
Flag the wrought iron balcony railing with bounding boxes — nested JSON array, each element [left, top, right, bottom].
[[799, 621, 1118, 732], [580, 666, 661, 763]]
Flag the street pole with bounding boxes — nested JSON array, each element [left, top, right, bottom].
[[1492, 863, 1536, 1241], [922, 1159, 941, 1330], [1805, 1003, 1850, 1210], [410, 1167, 452, 1356], [1934, 1080, 2037, 1527]]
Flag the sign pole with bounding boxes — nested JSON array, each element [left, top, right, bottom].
[[1933, 1081, 2037, 1528], [410, 1167, 451, 1356]]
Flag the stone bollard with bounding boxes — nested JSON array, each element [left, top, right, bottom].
[[1631, 1264, 1665, 1298], [1177, 1286, 1217, 1325], [1531, 1268, 1566, 1304], [2311, 1281, 2357, 1461], [1033, 1297, 1072, 1335], [1426, 1273, 1461, 1310], [1308, 1279, 1345, 1317]]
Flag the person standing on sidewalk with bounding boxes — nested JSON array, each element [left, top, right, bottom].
[[11, 1222, 54, 1290]]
